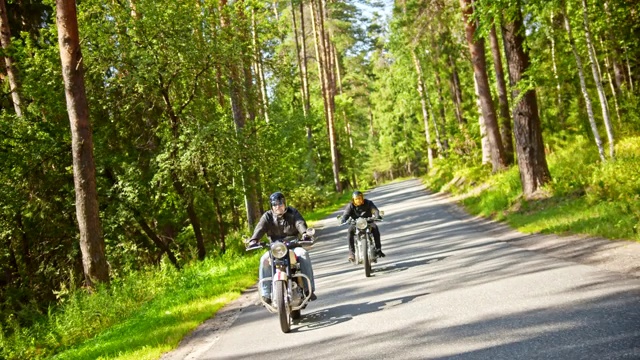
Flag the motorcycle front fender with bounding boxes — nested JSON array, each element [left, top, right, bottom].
[[273, 270, 288, 282]]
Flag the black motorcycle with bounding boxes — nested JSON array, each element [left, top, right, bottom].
[[245, 228, 315, 333], [340, 213, 384, 277]]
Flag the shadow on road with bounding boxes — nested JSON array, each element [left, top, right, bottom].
[[291, 292, 430, 333]]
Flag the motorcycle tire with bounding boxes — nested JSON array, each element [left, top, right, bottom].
[[363, 235, 371, 277], [274, 281, 291, 333]]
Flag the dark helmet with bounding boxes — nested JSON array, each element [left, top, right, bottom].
[[269, 192, 287, 217], [352, 191, 364, 206]]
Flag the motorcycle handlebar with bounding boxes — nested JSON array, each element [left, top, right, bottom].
[[245, 238, 314, 251], [341, 216, 383, 225]]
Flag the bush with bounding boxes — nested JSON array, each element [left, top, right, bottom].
[[288, 185, 331, 213], [586, 137, 640, 222]]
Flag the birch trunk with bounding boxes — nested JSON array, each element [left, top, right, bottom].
[[581, 0, 615, 159], [562, 4, 606, 161], [0, 0, 22, 116]]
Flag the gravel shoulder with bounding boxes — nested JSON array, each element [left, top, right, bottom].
[[442, 191, 640, 279]]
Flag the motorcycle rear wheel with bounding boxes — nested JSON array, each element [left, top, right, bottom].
[[274, 281, 291, 333]]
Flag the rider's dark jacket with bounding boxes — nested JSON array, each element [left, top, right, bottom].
[[249, 206, 308, 242], [341, 199, 380, 223]]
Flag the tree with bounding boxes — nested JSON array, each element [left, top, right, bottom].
[[459, 0, 507, 172], [580, 0, 614, 159], [502, 2, 551, 197], [0, 0, 22, 116], [56, 0, 109, 286], [561, 1, 606, 162], [489, 22, 514, 165]]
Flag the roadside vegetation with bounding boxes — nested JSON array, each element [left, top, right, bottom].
[[425, 135, 640, 243], [0, 193, 352, 360]]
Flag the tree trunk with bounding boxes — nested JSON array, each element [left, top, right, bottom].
[[411, 49, 434, 169], [448, 54, 465, 125], [459, 0, 506, 172], [502, 3, 552, 197], [311, 0, 341, 192], [474, 77, 491, 165], [0, 0, 23, 116], [489, 23, 514, 165], [581, 0, 615, 159], [291, 0, 307, 117], [429, 51, 448, 154], [561, 4, 606, 161], [221, 0, 261, 229], [252, 8, 269, 123], [604, 0, 628, 93], [548, 12, 564, 120], [300, 1, 311, 118], [56, 0, 109, 286], [599, 37, 622, 124], [132, 211, 180, 268]]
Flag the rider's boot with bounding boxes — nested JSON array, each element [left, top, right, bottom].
[[348, 251, 355, 263]]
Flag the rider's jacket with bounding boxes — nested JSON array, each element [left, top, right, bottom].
[[341, 199, 380, 223], [249, 206, 308, 242]]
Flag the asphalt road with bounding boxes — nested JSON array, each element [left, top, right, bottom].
[[161, 179, 640, 360]]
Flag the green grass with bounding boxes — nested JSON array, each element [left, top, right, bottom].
[[1, 254, 262, 360], [427, 135, 640, 243]]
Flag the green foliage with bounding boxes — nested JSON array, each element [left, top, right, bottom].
[[0, 253, 259, 360], [587, 137, 640, 212], [287, 185, 332, 214], [546, 136, 600, 197], [436, 134, 640, 242]]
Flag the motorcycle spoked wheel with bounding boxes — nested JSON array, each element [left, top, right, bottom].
[[363, 234, 371, 277], [274, 281, 291, 333]]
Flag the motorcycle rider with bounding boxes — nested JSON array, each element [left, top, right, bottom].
[[247, 191, 317, 304], [341, 190, 385, 262]]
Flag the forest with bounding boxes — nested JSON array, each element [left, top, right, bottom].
[[0, 0, 638, 356]]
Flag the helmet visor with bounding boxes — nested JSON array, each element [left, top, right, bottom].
[[353, 194, 364, 206]]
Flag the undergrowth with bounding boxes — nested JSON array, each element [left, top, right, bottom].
[[424, 135, 640, 242]]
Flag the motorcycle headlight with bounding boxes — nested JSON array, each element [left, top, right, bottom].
[[270, 242, 288, 259], [356, 217, 368, 230]]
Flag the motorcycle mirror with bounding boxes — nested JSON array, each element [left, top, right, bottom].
[[306, 228, 316, 236]]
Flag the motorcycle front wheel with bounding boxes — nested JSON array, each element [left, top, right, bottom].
[[363, 235, 371, 277], [274, 281, 291, 333]]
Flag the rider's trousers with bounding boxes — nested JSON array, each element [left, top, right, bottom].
[[347, 223, 382, 253]]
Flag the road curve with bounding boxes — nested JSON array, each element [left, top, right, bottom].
[[161, 179, 640, 360]]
